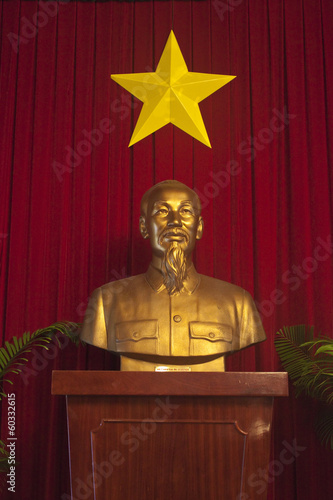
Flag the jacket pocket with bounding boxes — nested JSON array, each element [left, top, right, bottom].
[[189, 322, 232, 356], [115, 320, 158, 355]]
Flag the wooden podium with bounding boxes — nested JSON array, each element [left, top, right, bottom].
[[52, 371, 288, 500]]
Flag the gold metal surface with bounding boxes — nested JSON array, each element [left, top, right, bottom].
[[80, 180, 266, 371]]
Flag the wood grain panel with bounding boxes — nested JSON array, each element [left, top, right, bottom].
[[51, 372, 288, 500], [91, 420, 247, 500]]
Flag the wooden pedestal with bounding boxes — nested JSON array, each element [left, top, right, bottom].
[[52, 371, 288, 500]]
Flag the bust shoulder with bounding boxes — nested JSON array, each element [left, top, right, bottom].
[[98, 273, 147, 299], [197, 273, 249, 299]]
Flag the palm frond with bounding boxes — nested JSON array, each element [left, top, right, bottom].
[[275, 325, 333, 449], [0, 322, 82, 492], [274, 325, 314, 381], [275, 325, 333, 405], [0, 321, 80, 400], [315, 344, 333, 356]]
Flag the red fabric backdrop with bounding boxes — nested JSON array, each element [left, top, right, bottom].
[[1, 0, 332, 498]]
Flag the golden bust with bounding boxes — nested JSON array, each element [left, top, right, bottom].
[[80, 180, 266, 371]]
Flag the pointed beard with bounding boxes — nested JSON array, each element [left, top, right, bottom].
[[161, 242, 188, 296]]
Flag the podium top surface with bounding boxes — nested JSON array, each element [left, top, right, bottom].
[[51, 371, 289, 397]]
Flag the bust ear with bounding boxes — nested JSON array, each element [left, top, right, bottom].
[[196, 217, 203, 240], [139, 216, 149, 239]]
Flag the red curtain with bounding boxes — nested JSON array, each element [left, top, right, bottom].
[[1, 0, 332, 498]]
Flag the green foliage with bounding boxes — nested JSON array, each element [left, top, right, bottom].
[[0, 322, 82, 492], [0, 322, 80, 400], [275, 325, 333, 449]]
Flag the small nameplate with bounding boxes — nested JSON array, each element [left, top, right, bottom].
[[155, 366, 192, 372]]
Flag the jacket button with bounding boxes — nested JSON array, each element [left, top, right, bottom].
[[173, 315, 182, 323], [209, 332, 215, 338]]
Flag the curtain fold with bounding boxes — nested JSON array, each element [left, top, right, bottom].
[[1, 1, 332, 499]]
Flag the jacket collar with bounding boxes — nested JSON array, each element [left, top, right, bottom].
[[145, 263, 200, 295]]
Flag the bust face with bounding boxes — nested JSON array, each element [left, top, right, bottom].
[[141, 184, 203, 260]]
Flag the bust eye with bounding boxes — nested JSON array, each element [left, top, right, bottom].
[[180, 207, 194, 216], [155, 208, 168, 216]]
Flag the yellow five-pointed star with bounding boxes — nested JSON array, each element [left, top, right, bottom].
[[111, 30, 236, 148]]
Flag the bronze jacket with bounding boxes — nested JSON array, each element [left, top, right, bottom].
[[80, 264, 266, 371]]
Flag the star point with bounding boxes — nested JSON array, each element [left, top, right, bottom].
[[111, 30, 236, 147]]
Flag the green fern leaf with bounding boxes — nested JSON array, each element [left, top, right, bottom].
[[275, 325, 333, 449], [0, 321, 80, 400], [275, 325, 333, 404], [22, 331, 29, 344], [315, 345, 333, 356], [0, 356, 6, 370], [0, 347, 10, 364], [4, 341, 16, 358], [12, 337, 20, 352]]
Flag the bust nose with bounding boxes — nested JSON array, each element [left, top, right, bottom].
[[167, 210, 182, 227]]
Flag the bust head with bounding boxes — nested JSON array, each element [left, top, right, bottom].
[[139, 180, 203, 294]]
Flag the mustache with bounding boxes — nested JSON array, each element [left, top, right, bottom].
[[159, 228, 189, 243]]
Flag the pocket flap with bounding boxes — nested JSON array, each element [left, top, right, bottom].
[[115, 320, 158, 342], [189, 322, 232, 342]]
